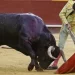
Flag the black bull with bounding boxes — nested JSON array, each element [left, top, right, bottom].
[[0, 13, 60, 71]]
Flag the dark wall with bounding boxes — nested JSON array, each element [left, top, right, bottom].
[[0, 0, 67, 25]]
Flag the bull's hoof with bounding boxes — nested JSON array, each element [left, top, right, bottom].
[[35, 66, 43, 72], [36, 68, 43, 72], [28, 64, 34, 71]]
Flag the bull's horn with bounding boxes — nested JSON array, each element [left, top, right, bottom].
[[47, 46, 57, 59]]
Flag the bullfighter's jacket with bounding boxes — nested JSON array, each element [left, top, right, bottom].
[[59, 0, 75, 25]]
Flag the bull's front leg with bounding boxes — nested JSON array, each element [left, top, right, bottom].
[[34, 58, 43, 71], [28, 57, 43, 71], [19, 37, 43, 71], [28, 59, 35, 71]]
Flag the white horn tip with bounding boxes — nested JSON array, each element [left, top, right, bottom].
[[47, 46, 57, 60]]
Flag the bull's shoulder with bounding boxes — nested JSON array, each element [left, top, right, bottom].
[[19, 13, 44, 23]]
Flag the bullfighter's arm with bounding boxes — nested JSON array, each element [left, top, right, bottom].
[[59, 2, 69, 25]]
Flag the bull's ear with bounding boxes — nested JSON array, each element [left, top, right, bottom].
[[47, 46, 57, 59]]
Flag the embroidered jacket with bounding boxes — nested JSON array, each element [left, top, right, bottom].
[[59, 0, 75, 25]]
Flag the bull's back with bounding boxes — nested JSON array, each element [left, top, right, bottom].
[[0, 14, 20, 45], [0, 13, 45, 45]]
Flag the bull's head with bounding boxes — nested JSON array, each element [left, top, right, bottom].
[[37, 33, 60, 69], [38, 46, 60, 69]]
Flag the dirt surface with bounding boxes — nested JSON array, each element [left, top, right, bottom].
[[0, 34, 75, 75]]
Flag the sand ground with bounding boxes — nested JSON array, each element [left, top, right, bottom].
[[0, 34, 75, 75]]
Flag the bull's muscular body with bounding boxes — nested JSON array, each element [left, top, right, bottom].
[[0, 13, 43, 49], [0, 13, 60, 71]]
